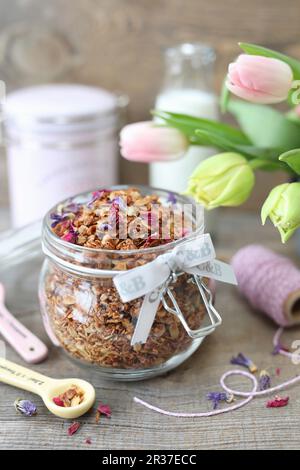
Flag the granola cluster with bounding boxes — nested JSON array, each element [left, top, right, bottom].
[[41, 187, 206, 370], [51, 187, 189, 250]]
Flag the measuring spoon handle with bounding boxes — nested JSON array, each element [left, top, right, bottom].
[[0, 357, 52, 395], [0, 303, 48, 363]]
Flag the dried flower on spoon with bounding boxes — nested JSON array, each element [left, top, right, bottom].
[[53, 385, 84, 407]]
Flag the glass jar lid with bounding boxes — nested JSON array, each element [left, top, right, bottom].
[[4, 84, 127, 135]]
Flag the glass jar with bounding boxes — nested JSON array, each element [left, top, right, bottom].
[[39, 185, 219, 381]]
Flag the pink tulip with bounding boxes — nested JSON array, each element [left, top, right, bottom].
[[120, 121, 189, 162], [226, 54, 293, 104]]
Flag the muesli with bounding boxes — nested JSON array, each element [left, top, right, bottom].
[[42, 188, 206, 369]]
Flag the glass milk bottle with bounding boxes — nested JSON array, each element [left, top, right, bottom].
[[150, 43, 218, 231]]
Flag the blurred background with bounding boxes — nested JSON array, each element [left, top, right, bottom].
[[1, 0, 299, 230]]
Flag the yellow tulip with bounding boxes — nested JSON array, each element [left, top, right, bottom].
[[186, 152, 255, 209]]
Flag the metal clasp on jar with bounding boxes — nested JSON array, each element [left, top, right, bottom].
[[161, 273, 222, 340]]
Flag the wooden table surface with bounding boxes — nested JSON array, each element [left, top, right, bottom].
[[0, 209, 299, 450]]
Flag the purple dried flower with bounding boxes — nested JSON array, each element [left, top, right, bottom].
[[50, 201, 79, 228], [50, 213, 69, 228], [259, 370, 271, 391], [207, 392, 233, 409], [63, 202, 80, 214], [167, 192, 177, 205], [230, 353, 257, 373], [272, 342, 289, 355], [14, 398, 37, 416], [99, 222, 112, 231], [111, 196, 127, 211]]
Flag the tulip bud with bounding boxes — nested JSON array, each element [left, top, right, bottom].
[[226, 54, 293, 104], [186, 152, 255, 209], [119, 121, 189, 163], [261, 182, 300, 243]]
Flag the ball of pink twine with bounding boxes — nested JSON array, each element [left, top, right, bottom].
[[231, 245, 300, 327]]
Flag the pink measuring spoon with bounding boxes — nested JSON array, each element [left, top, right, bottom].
[[0, 283, 48, 363]]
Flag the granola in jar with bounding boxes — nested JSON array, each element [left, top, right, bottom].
[[39, 186, 208, 380]]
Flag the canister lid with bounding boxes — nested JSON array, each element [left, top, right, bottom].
[[4, 84, 123, 133]]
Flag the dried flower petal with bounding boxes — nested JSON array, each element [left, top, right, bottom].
[[230, 353, 257, 373], [97, 403, 112, 418], [111, 196, 127, 211], [206, 392, 233, 410], [85, 437, 92, 445], [272, 342, 290, 355], [61, 224, 77, 243], [63, 202, 80, 214], [167, 192, 177, 205], [99, 223, 112, 231], [68, 421, 81, 436], [50, 213, 69, 228], [266, 396, 289, 408], [259, 370, 271, 391], [53, 397, 65, 407], [87, 189, 110, 207], [14, 398, 37, 416]]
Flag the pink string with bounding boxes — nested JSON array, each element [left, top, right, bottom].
[[134, 327, 300, 418], [231, 245, 300, 327]]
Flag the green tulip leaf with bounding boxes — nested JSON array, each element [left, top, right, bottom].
[[153, 110, 251, 145], [194, 129, 283, 163], [279, 149, 300, 175], [239, 42, 300, 80], [249, 158, 284, 172], [227, 99, 300, 150], [285, 110, 300, 125]]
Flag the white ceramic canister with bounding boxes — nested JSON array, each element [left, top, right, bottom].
[[4, 84, 127, 227]]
